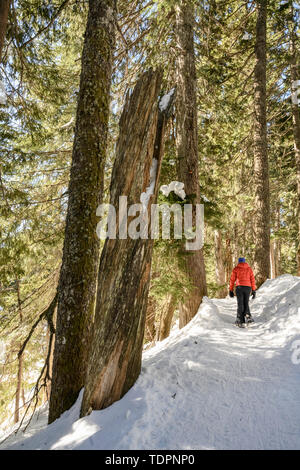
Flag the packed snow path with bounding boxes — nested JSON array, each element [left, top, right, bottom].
[[1, 275, 300, 450]]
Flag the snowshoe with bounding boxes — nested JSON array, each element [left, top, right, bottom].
[[245, 315, 254, 327]]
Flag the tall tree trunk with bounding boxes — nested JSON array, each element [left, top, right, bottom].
[[270, 240, 276, 279], [158, 294, 176, 341], [0, 0, 9, 62], [48, 0, 117, 424], [270, 201, 281, 278], [289, 3, 300, 275], [253, 0, 270, 287], [274, 202, 281, 275], [14, 353, 23, 423], [224, 236, 233, 287], [81, 70, 175, 416], [144, 271, 160, 344], [273, 239, 280, 277], [14, 278, 23, 424], [214, 230, 227, 298], [233, 222, 239, 266], [175, 0, 207, 328], [44, 306, 56, 401], [145, 295, 157, 344]]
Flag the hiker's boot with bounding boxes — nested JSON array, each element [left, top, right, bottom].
[[245, 314, 254, 326]]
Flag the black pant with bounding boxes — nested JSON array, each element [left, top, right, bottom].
[[236, 286, 251, 323]]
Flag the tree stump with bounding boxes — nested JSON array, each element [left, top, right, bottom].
[[81, 69, 175, 416]]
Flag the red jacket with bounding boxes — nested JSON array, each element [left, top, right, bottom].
[[229, 262, 256, 291]]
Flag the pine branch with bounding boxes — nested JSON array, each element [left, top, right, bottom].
[[20, 0, 70, 49]]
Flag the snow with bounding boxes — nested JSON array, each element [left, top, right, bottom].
[[159, 88, 175, 112], [1, 274, 300, 450], [140, 158, 158, 210]]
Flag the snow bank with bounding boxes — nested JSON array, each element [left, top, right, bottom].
[[2, 274, 300, 450]]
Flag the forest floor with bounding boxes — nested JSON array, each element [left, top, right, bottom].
[[1, 274, 300, 450]]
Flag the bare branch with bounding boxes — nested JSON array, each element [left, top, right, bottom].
[[18, 293, 57, 358]]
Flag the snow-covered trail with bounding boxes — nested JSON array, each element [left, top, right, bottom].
[[1, 274, 300, 450]]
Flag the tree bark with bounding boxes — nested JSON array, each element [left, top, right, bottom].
[[14, 278, 23, 424], [80, 69, 175, 416], [158, 294, 176, 341], [289, 4, 300, 275], [253, 0, 270, 288], [270, 240, 275, 279], [224, 237, 233, 287], [175, 0, 207, 328], [14, 354, 23, 423], [214, 230, 227, 298], [44, 306, 56, 400], [48, 0, 117, 424], [144, 295, 156, 344], [0, 0, 9, 62], [274, 203, 281, 275], [270, 200, 281, 278]]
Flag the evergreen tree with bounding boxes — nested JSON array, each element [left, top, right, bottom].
[[175, 0, 207, 327], [253, 0, 270, 287], [48, 0, 117, 424]]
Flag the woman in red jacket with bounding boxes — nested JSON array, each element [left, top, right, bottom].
[[229, 257, 256, 327]]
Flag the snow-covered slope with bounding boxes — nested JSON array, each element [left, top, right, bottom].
[[1, 274, 300, 450]]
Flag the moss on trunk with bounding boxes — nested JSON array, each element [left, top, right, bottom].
[[49, 0, 117, 424]]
